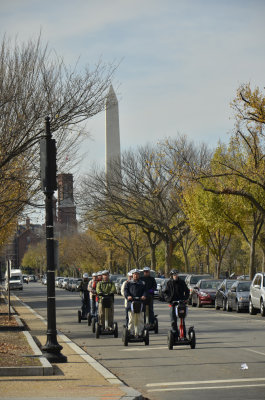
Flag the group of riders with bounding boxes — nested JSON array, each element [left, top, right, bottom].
[[79, 267, 190, 338]]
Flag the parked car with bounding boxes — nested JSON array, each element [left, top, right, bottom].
[[215, 279, 235, 310], [154, 278, 164, 299], [55, 276, 64, 287], [28, 275, 37, 282], [62, 278, 69, 289], [158, 278, 169, 301], [65, 278, 75, 291], [249, 273, 265, 316], [72, 278, 83, 291], [23, 275, 29, 283], [191, 279, 222, 307], [226, 280, 251, 312], [237, 274, 250, 280], [185, 274, 212, 304], [110, 274, 125, 283], [115, 277, 127, 295], [41, 274, 47, 285], [58, 278, 64, 288]]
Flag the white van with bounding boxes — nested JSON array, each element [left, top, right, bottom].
[[5, 268, 23, 291]]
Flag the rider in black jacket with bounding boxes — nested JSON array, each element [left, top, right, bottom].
[[141, 267, 157, 327], [164, 269, 189, 337]]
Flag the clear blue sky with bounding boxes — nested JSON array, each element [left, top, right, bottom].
[[1, 0, 265, 174]]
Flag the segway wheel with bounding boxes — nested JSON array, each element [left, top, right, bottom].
[[113, 322, 118, 338], [91, 317, 96, 333], [154, 318, 159, 334], [123, 327, 129, 346], [189, 328, 196, 349], [95, 322, 101, 339], [87, 313, 92, 326], [78, 310, 81, 323], [144, 329, 149, 346], [167, 330, 174, 350]]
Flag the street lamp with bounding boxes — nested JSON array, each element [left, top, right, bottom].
[[40, 117, 67, 363]]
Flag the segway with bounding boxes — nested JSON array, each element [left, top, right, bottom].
[[122, 298, 149, 346], [78, 292, 91, 323], [89, 296, 98, 333], [95, 294, 118, 338], [167, 300, 196, 350], [145, 301, 158, 334]]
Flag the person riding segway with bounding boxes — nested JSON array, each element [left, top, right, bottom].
[[164, 269, 196, 349], [123, 269, 149, 346], [121, 271, 133, 328], [95, 270, 118, 338], [141, 266, 158, 333], [87, 272, 98, 328], [78, 273, 91, 323]]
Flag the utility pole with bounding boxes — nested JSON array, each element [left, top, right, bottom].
[[40, 117, 67, 363]]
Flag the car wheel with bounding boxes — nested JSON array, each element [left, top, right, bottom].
[[260, 299, 265, 317], [215, 299, 220, 310], [249, 298, 258, 315]]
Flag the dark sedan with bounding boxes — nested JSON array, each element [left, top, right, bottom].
[[226, 280, 251, 312], [215, 279, 235, 311], [191, 279, 222, 307]]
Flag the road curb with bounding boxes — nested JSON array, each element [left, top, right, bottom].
[[0, 330, 53, 376], [13, 295, 143, 399]]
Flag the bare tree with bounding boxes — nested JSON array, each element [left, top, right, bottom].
[[0, 34, 116, 233]]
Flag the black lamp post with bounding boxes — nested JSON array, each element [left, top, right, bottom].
[[40, 117, 67, 363]]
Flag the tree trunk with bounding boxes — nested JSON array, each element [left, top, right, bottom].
[[206, 246, 210, 274], [150, 244, 157, 271], [249, 236, 256, 280], [164, 239, 174, 277], [183, 250, 190, 273]]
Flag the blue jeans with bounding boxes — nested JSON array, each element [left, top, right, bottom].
[[90, 296, 97, 316]]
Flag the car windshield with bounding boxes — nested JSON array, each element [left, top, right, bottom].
[[10, 276, 21, 281], [237, 282, 251, 292], [200, 280, 220, 289], [226, 281, 234, 289], [190, 276, 209, 284]]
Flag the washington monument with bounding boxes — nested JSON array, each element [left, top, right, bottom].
[[105, 85, 121, 182]]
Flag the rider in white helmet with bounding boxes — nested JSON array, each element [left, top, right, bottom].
[[121, 271, 133, 327], [79, 272, 90, 318]]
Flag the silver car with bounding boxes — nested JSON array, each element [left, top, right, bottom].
[[227, 280, 251, 312], [249, 273, 265, 316]]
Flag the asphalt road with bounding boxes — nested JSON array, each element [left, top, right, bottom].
[[15, 282, 265, 400]]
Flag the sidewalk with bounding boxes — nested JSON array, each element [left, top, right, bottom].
[[0, 294, 143, 400]]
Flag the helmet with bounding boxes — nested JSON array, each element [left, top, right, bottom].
[[170, 269, 179, 275], [128, 271, 133, 277], [83, 273, 89, 279], [102, 270, 109, 275], [143, 266, 150, 271], [92, 272, 97, 277], [131, 269, 140, 274], [97, 271, 102, 276]]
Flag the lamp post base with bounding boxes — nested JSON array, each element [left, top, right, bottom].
[[42, 333, 67, 363]]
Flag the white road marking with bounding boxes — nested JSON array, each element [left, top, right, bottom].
[[245, 348, 265, 357], [120, 346, 167, 351], [146, 377, 265, 387], [147, 383, 265, 392]]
